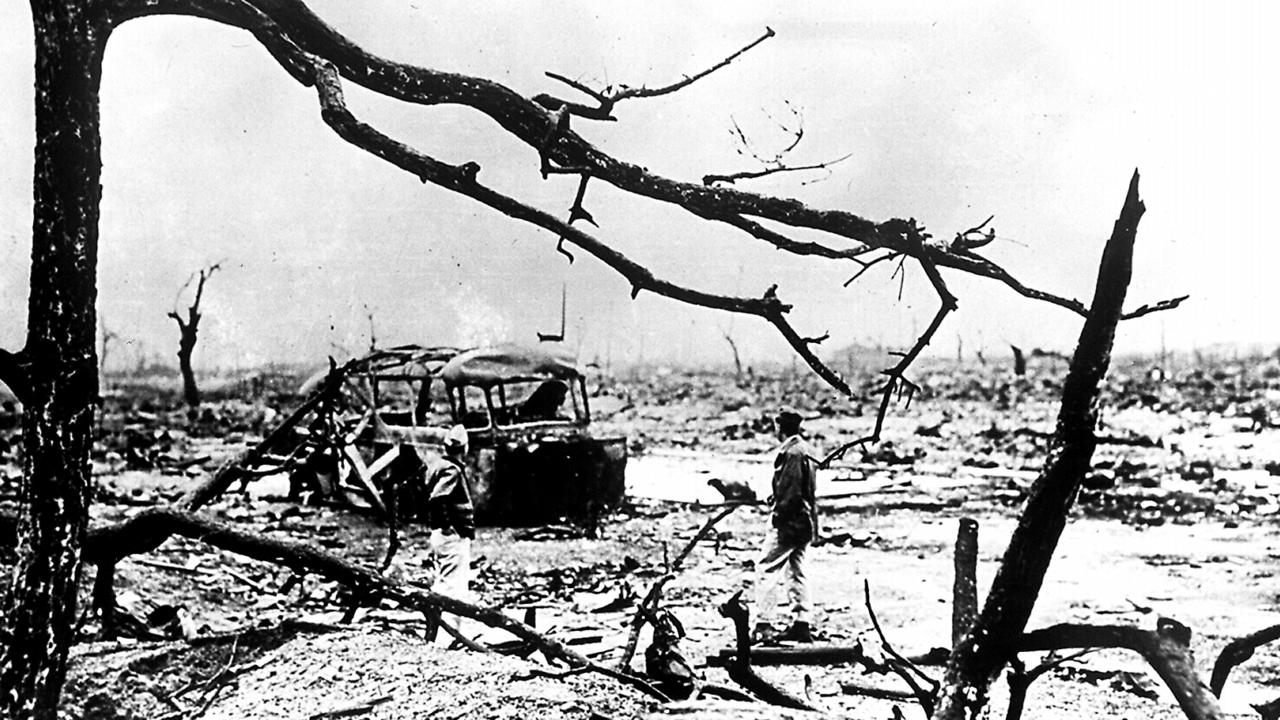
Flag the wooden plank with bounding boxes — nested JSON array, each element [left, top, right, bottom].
[[644, 700, 831, 720], [707, 644, 949, 668], [706, 644, 868, 667], [340, 444, 387, 516], [365, 445, 402, 479]]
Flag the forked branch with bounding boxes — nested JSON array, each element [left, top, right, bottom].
[[537, 27, 775, 121], [717, 591, 818, 711], [101, 0, 1153, 422], [822, 252, 957, 466], [703, 153, 852, 186], [864, 579, 939, 714], [616, 503, 742, 671], [1210, 622, 1280, 697], [1018, 619, 1221, 720], [105, 0, 1085, 314]]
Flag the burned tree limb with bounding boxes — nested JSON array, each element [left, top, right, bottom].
[[864, 580, 938, 715], [536, 27, 774, 123], [1210, 622, 1280, 697], [616, 504, 742, 671], [1256, 697, 1280, 720], [107, 0, 1086, 343], [81, 507, 670, 700], [1004, 650, 1095, 720], [843, 252, 899, 287], [167, 262, 221, 409], [1122, 294, 1189, 321], [1018, 619, 1221, 720], [933, 170, 1150, 719], [717, 591, 819, 711], [696, 209, 881, 264], [703, 153, 852, 187], [86, 0, 1091, 457], [298, 55, 865, 396], [822, 253, 957, 466], [611, 27, 775, 103]]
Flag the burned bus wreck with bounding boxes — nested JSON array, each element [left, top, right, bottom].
[[282, 344, 626, 527]]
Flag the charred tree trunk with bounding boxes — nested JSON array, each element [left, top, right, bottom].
[[932, 171, 1146, 719], [168, 263, 219, 410], [0, 3, 108, 716], [176, 318, 200, 407], [951, 518, 979, 648], [722, 331, 744, 381]]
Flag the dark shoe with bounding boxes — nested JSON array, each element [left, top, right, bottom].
[[776, 621, 815, 643], [750, 623, 778, 645]]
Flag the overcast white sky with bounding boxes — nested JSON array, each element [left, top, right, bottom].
[[1, 1, 1277, 374]]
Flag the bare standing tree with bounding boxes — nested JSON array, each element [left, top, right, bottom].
[[167, 262, 221, 410], [0, 3, 1186, 716], [98, 316, 119, 379]]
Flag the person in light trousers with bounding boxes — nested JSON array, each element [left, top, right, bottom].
[[753, 411, 819, 643]]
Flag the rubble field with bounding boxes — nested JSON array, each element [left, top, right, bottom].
[[3, 350, 1278, 719]]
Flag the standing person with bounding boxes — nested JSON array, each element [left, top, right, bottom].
[[424, 425, 476, 604], [753, 410, 819, 643]]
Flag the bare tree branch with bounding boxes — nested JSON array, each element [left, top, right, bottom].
[[1018, 619, 1221, 720], [105, 0, 1083, 314], [616, 504, 742, 671], [843, 251, 900, 287], [703, 153, 852, 186], [303, 59, 865, 395], [1210, 622, 1280, 697], [951, 215, 996, 251], [534, 27, 774, 123], [84, 506, 671, 701], [1004, 649, 1097, 720], [1121, 294, 1189, 320], [89, 0, 1096, 435], [612, 27, 776, 102], [864, 579, 938, 714], [822, 251, 957, 466], [698, 210, 876, 263], [717, 590, 818, 711]]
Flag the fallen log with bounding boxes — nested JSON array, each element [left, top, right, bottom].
[[81, 507, 669, 701], [706, 644, 949, 668], [1018, 617, 1219, 720], [642, 699, 830, 719]]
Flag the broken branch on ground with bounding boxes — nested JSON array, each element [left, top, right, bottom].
[[1018, 618, 1221, 720], [80, 507, 670, 702], [617, 504, 743, 672]]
